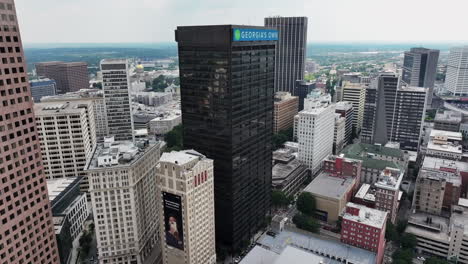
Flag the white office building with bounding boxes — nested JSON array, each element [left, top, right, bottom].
[[101, 59, 134, 141], [340, 82, 367, 133], [295, 93, 335, 175], [86, 137, 164, 264], [445, 46, 468, 96], [334, 114, 346, 154], [156, 150, 216, 264]]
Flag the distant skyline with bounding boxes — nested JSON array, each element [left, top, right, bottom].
[[16, 0, 468, 44]]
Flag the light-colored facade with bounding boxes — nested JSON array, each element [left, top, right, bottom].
[[101, 59, 134, 141], [296, 93, 335, 174], [47, 177, 89, 240], [334, 114, 346, 155], [341, 82, 366, 133], [374, 167, 404, 223], [272, 148, 309, 197], [41, 89, 109, 141], [156, 150, 216, 264], [274, 92, 299, 133], [87, 138, 163, 264], [335, 101, 354, 145], [149, 113, 182, 136], [30, 78, 57, 102], [35, 101, 96, 195], [445, 46, 468, 96], [133, 92, 173, 107], [434, 110, 462, 132], [426, 129, 463, 160]]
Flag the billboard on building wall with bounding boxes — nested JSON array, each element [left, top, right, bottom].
[[232, 28, 279, 42], [163, 192, 184, 251]]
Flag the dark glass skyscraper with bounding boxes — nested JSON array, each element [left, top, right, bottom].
[[402, 47, 439, 107], [175, 25, 276, 250], [265, 17, 308, 94]]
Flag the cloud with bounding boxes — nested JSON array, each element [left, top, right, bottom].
[[14, 0, 468, 43]]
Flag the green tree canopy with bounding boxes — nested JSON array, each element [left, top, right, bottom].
[[296, 192, 316, 216], [392, 249, 414, 264], [293, 213, 320, 233], [425, 257, 451, 264], [272, 191, 290, 208], [164, 125, 183, 151], [400, 233, 417, 249], [385, 220, 399, 242]]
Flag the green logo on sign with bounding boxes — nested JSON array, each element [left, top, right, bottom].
[[234, 29, 241, 41]]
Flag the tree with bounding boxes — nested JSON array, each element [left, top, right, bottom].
[[397, 220, 408, 234], [272, 191, 289, 208], [392, 249, 414, 264], [92, 82, 102, 89], [400, 233, 418, 249], [272, 128, 294, 150], [293, 213, 320, 233], [296, 192, 316, 216], [385, 220, 399, 242], [425, 257, 451, 264], [164, 125, 183, 151], [152, 75, 168, 92]]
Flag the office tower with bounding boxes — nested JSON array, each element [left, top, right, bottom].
[[295, 94, 335, 175], [86, 137, 163, 264], [341, 82, 366, 134], [34, 100, 96, 196], [41, 89, 109, 142], [176, 25, 276, 249], [445, 46, 468, 96], [361, 73, 427, 151], [412, 168, 461, 215], [341, 203, 387, 264], [334, 114, 345, 155], [101, 59, 134, 141], [294, 80, 315, 111], [402, 47, 439, 106], [0, 0, 59, 263], [335, 101, 354, 144], [265, 17, 308, 93], [30, 78, 56, 102], [157, 150, 216, 264], [35, 61, 89, 94], [274, 92, 299, 133]]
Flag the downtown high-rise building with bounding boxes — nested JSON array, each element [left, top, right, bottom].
[[445, 46, 468, 96], [265, 17, 308, 94], [340, 81, 367, 134], [101, 59, 134, 142], [0, 0, 60, 263], [402, 47, 439, 106], [176, 25, 275, 249], [156, 150, 216, 264], [35, 61, 89, 94], [361, 73, 427, 151]]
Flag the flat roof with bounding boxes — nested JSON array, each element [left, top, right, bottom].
[[47, 177, 79, 201], [405, 212, 450, 243], [274, 246, 342, 264], [240, 246, 278, 264], [34, 101, 87, 116], [343, 203, 387, 229], [304, 172, 355, 200], [101, 58, 127, 64], [419, 168, 461, 185], [257, 229, 376, 264], [423, 156, 468, 172], [459, 198, 468, 208], [427, 142, 462, 154], [159, 149, 205, 167], [435, 110, 462, 123], [430, 129, 462, 140]]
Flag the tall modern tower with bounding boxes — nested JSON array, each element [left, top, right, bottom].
[[361, 73, 427, 151], [402, 47, 439, 106], [0, 0, 60, 263], [101, 59, 134, 141], [265, 17, 308, 94], [176, 25, 276, 250], [445, 46, 468, 96], [35, 61, 89, 94]]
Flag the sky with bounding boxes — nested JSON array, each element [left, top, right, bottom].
[[15, 0, 468, 44]]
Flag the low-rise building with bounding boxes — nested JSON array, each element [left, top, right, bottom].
[[341, 143, 407, 184], [427, 129, 463, 160], [434, 110, 462, 132], [341, 203, 388, 264], [423, 156, 468, 198], [413, 168, 461, 215], [30, 78, 57, 102], [303, 171, 356, 223], [274, 92, 299, 133], [272, 149, 309, 197], [149, 113, 182, 136], [48, 177, 89, 241], [133, 91, 173, 106]]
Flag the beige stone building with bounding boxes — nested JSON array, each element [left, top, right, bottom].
[[340, 82, 367, 133], [35, 100, 96, 195], [156, 150, 216, 264], [86, 137, 163, 264], [274, 92, 299, 133]]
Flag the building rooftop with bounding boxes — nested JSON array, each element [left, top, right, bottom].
[[435, 110, 462, 123], [159, 149, 205, 167], [34, 101, 87, 116], [355, 184, 376, 202], [374, 167, 404, 191], [340, 143, 403, 170], [427, 141, 462, 154], [257, 229, 376, 264], [30, 78, 55, 85], [419, 168, 461, 186], [47, 177, 80, 202], [398, 85, 427, 93], [240, 246, 278, 264], [101, 58, 127, 64], [406, 212, 450, 242], [335, 101, 353, 111], [430, 129, 463, 141], [150, 113, 181, 122], [273, 148, 296, 164], [422, 156, 468, 172], [87, 137, 161, 170], [343, 202, 387, 229], [304, 171, 355, 200], [459, 198, 468, 208], [274, 92, 296, 103], [274, 246, 342, 264], [40, 89, 103, 102], [272, 159, 306, 182]]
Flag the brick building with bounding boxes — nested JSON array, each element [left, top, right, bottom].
[[36, 61, 89, 94]]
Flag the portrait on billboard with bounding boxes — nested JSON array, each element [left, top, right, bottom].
[[163, 192, 184, 250]]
